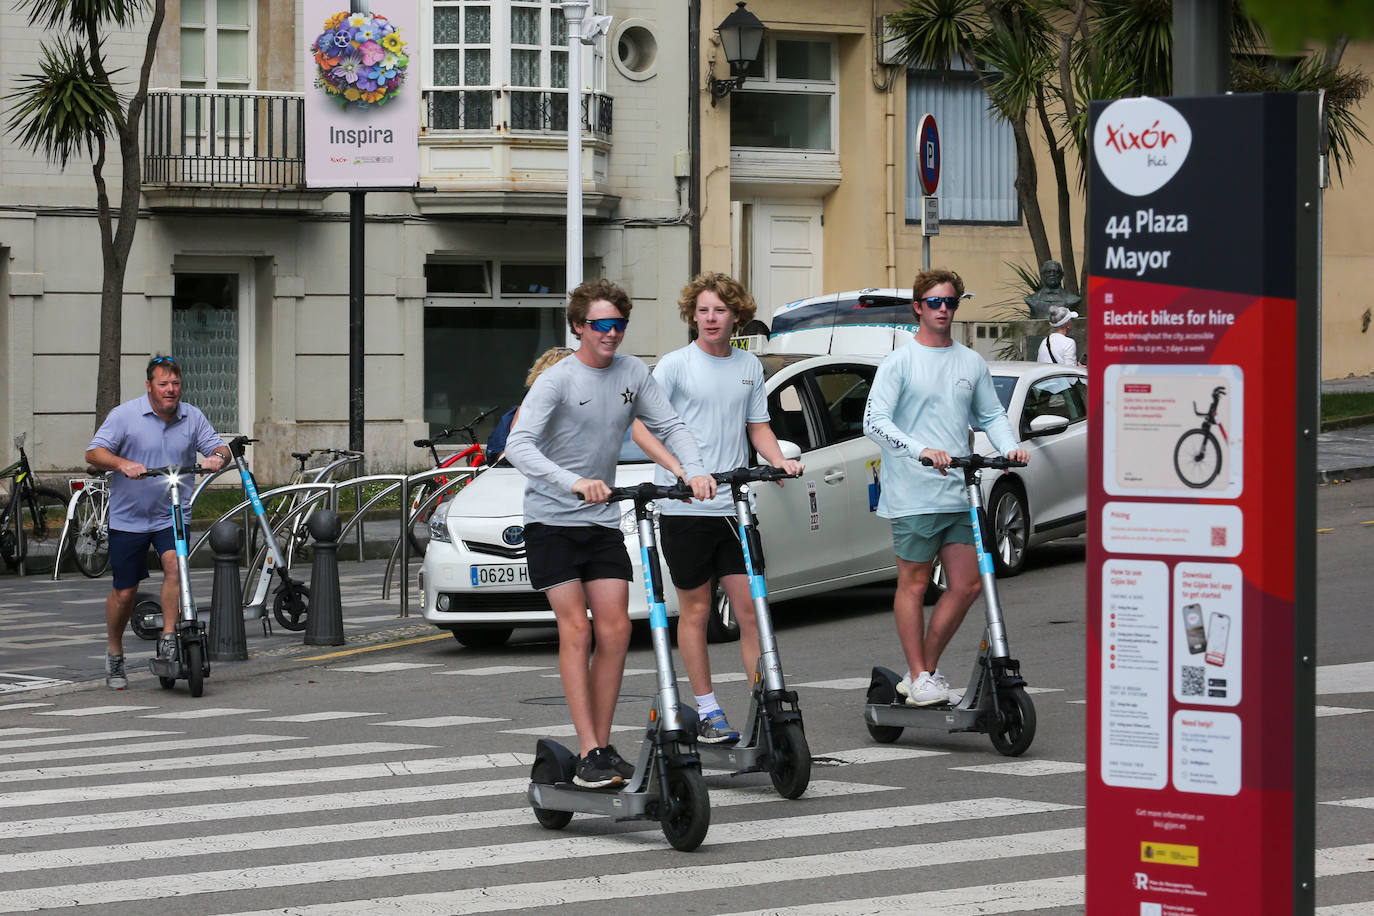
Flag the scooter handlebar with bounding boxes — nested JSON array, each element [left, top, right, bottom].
[[227, 435, 258, 457], [712, 465, 800, 486], [919, 454, 1026, 471], [138, 465, 205, 478], [579, 481, 696, 504]]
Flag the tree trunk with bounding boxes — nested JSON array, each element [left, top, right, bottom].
[[1009, 113, 1053, 271], [1035, 85, 1078, 294]]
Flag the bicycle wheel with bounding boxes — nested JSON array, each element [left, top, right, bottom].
[[18, 487, 68, 575], [407, 484, 433, 557], [73, 489, 111, 578], [1173, 429, 1223, 489]]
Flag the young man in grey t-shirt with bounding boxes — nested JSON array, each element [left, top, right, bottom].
[[633, 273, 803, 744], [505, 280, 714, 788]]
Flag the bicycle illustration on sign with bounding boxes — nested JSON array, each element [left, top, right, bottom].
[[1173, 386, 1228, 489]]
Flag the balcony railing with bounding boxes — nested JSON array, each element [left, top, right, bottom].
[[143, 89, 304, 188], [424, 88, 612, 137]]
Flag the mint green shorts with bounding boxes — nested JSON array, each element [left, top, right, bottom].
[[891, 512, 974, 563]]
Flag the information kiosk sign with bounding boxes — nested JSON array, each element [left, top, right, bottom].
[[1085, 93, 1319, 915]]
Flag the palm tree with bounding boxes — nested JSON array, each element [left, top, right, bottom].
[[7, 0, 168, 427]]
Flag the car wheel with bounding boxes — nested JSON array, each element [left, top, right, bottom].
[[987, 482, 1029, 578], [451, 626, 512, 650], [705, 581, 740, 643], [924, 557, 947, 606]]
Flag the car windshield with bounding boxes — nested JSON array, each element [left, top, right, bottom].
[[971, 375, 1019, 433]]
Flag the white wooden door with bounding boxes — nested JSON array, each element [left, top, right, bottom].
[[749, 200, 823, 317]]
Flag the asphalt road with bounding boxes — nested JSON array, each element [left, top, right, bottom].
[[0, 479, 1370, 914]]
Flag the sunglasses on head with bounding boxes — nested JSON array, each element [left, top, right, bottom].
[[919, 296, 961, 311], [584, 317, 628, 333]]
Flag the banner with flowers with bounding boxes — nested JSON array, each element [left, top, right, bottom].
[[304, 0, 419, 188]]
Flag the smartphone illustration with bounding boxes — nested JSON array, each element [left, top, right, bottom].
[[1181, 603, 1206, 654], [1205, 612, 1231, 666]]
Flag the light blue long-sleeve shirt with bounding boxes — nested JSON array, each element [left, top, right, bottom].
[[862, 338, 1019, 517]]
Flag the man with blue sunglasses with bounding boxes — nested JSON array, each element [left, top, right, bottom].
[[863, 268, 1029, 708], [506, 279, 715, 789]]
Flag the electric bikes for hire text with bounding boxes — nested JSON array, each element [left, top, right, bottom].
[[864, 454, 1038, 756], [528, 480, 711, 852]]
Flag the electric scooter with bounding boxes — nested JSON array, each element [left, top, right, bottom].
[[141, 465, 211, 697], [528, 480, 711, 852], [225, 435, 311, 631], [864, 454, 1037, 756], [694, 465, 810, 799]]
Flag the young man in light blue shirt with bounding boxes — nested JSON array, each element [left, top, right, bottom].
[[864, 269, 1029, 706]]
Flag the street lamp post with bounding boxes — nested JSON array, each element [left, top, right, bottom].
[[561, 1, 612, 344]]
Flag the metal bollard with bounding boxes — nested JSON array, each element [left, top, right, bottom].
[[304, 509, 345, 646], [208, 521, 248, 661]]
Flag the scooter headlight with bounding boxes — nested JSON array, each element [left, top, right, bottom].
[[428, 500, 452, 543], [618, 503, 658, 536]]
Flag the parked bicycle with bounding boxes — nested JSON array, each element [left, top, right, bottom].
[[248, 447, 364, 567], [407, 407, 496, 556], [0, 433, 67, 575], [1174, 385, 1228, 489], [64, 472, 112, 578]]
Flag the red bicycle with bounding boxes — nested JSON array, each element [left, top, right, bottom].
[[408, 406, 497, 556]]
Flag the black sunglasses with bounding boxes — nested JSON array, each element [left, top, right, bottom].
[[919, 296, 961, 311]]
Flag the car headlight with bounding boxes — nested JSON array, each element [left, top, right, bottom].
[[428, 500, 452, 543]]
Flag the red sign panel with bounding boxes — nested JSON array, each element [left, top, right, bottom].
[[1086, 94, 1318, 915]]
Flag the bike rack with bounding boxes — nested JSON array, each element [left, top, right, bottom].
[[380, 466, 481, 617], [49, 489, 85, 582]]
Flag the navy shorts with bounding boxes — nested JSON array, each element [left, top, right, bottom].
[[523, 523, 633, 591], [109, 527, 176, 590], [659, 515, 762, 591]]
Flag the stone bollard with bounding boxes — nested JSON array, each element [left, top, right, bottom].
[[304, 509, 345, 646], [208, 521, 247, 661]]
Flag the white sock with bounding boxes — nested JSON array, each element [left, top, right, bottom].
[[933, 668, 944, 681], [695, 692, 719, 715]]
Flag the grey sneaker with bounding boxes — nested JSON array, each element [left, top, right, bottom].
[[105, 653, 127, 690], [573, 747, 625, 789], [698, 708, 741, 744], [157, 633, 178, 663]]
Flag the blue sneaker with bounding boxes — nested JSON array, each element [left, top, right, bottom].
[[698, 708, 740, 745]]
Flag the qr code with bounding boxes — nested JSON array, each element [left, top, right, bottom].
[[1210, 526, 1227, 547], [1181, 665, 1205, 697]]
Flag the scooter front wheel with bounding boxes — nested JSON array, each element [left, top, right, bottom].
[[768, 721, 811, 799], [660, 765, 710, 851], [988, 687, 1036, 756], [530, 757, 574, 830], [185, 642, 206, 698], [273, 582, 311, 631]]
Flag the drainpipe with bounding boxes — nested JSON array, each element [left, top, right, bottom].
[[689, 0, 702, 277]]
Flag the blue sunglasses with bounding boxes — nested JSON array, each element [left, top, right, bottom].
[[919, 296, 961, 311], [584, 317, 629, 333]]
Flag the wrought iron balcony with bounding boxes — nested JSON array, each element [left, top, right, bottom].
[[143, 89, 305, 189], [423, 88, 612, 136]]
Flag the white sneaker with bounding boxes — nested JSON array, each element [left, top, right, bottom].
[[905, 673, 949, 707], [932, 671, 963, 704], [896, 673, 913, 697]]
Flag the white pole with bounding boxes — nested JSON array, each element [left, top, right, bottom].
[[563, 1, 588, 347]]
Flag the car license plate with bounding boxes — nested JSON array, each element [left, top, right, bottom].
[[470, 564, 531, 588]]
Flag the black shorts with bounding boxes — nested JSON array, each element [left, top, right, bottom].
[[109, 527, 176, 590], [523, 523, 633, 591], [659, 514, 763, 591]]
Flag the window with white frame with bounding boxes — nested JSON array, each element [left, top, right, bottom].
[[426, 0, 605, 132], [729, 36, 837, 152], [180, 0, 255, 133], [905, 67, 1018, 224]]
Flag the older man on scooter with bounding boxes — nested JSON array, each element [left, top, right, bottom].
[[86, 355, 229, 690], [863, 269, 1029, 706]]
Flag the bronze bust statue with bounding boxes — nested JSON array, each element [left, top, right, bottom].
[[1024, 260, 1082, 320]]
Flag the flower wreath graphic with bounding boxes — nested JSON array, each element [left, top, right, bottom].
[[311, 7, 409, 110]]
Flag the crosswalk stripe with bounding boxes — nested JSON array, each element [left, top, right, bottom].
[[816, 746, 948, 765], [0, 799, 1077, 911], [718, 874, 1085, 915], [138, 707, 269, 719], [33, 705, 158, 716], [1317, 661, 1374, 695], [373, 716, 507, 728], [250, 711, 383, 722], [0, 728, 74, 744], [329, 662, 443, 673], [0, 780, 897, 873], [1316, 705, 1372, 717], [500, 723, 639, 737], [1318, 842, 1374, 876], [0, 704, 52, 712], [0, 752, 535, 809], [952, 760, 1086, 777], [440, 665, 552, 676], [1322, 797, 1374, 809], [1317, 905, 1374, 915], [0, 741, 429, 785], [0, 733, 294, 765]]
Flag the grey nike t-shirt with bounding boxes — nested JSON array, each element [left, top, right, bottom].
[[506, 352, 706, 527]]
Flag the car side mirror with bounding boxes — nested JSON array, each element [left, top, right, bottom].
[[1025, 414, 1070, 438], [777, 439, 802, 461]]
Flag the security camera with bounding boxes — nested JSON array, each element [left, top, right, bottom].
[[582, 14, 612, 40]]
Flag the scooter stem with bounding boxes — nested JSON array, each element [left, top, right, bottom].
[[965, 472, 1010, 659], [637, 510, 685, 735], [731, 484, 784, 693], [169, 484, 198, 624]]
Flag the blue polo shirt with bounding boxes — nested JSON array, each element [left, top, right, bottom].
[[88, 395, 226, 532]]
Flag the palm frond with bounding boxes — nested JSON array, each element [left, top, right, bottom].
[[887, 0, 982, 71], [18, 0, 148, 31], [5, 37, 122, 166]]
